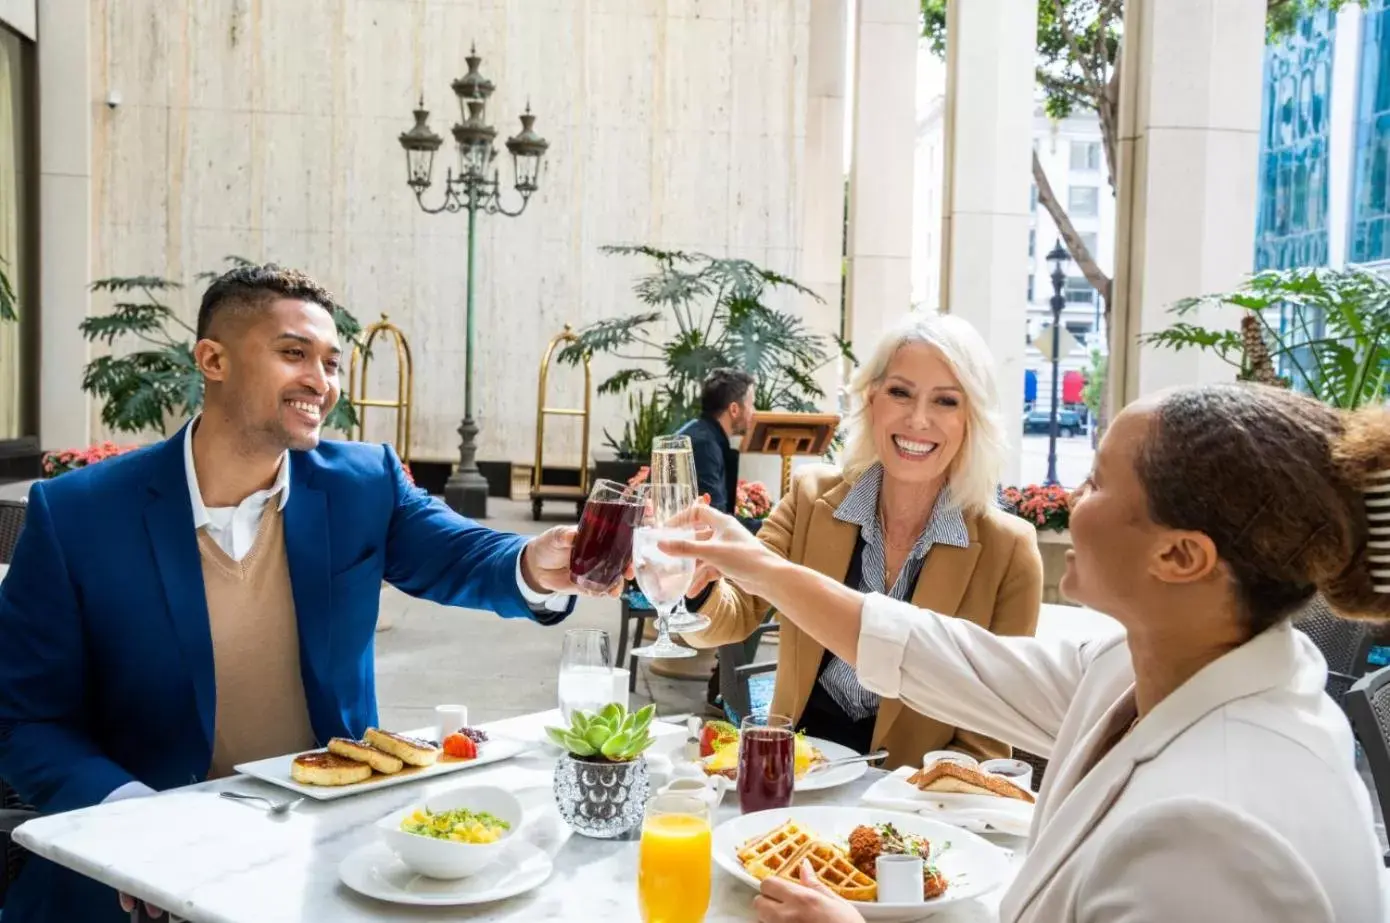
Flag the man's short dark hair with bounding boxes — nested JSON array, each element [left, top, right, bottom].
[[196, 263, 337, 340], [700, 368, 756, 417]]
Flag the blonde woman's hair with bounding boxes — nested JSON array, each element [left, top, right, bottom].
[[839, 312, 1005, 515]]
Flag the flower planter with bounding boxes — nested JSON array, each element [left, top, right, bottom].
[[553, 753, 649, 839], [1036, 529, 1072, 605]]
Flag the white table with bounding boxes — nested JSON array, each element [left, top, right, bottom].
[[13, 711, 1024, 923], [0, 562, 8, 584]]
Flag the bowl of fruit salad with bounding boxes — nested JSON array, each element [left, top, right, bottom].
[[376, 785, 521, 879]]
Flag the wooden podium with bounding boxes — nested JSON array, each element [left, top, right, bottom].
[[742, 411, 840, 496]]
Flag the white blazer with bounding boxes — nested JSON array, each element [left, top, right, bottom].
[[856, 593, 1385, 923]]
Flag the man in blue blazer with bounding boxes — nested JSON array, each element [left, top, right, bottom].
[[0, 264, 599, 922]]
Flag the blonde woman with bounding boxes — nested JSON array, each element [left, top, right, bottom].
[[682, 313, 1042, 766]]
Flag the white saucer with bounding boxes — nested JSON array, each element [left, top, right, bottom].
[[339, 839, 553, 906]]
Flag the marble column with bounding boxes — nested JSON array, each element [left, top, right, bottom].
[[37, 0, 91, 450], [1110, 0, 1265, 407], [844, 0, 918, 360], [800, 0, 849, 408], [938, 0, 1037, 486]]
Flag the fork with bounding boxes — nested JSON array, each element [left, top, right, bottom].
[[220, 791, 304, 814], [804, 749, 890, 775]]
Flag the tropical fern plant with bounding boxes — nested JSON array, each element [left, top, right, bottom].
[[1141, 267, 1390, 410], [82, 256, 363, 434], [558, 245, 854, 428]]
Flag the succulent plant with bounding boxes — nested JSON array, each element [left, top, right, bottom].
[[545, 703, 657, 762]]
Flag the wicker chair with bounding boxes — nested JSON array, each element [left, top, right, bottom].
[[1293, 595, 1376, 706], [1344, 665, 1390, 867], [1, 777, 37, 909], [0, 498, 25, 565]]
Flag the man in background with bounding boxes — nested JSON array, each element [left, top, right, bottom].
[[676, 368, 756, 523]]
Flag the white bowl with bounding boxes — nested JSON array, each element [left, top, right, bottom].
[[376, 785, 523, 880]]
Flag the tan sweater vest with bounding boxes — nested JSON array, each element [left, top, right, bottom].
[[198, 503, 316, 779]]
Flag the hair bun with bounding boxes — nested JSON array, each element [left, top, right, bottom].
[[1322, 406, 1390, 621]]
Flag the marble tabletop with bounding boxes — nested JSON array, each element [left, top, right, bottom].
[[13, 710, 1025, 923]]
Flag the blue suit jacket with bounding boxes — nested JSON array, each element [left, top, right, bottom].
[[0, 431, 572, 922]]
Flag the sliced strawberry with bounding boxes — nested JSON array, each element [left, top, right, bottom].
[[700, 720, 738, 757]]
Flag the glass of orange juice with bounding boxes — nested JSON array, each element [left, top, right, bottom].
[[638, 792, 712, 923]]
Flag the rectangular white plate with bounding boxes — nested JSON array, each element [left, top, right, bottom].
[[232, 734, 531, 801]]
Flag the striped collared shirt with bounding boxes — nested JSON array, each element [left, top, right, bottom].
[[817, 464, 970, 721]]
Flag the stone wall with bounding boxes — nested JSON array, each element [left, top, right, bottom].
[[86, 0, 817, 464]]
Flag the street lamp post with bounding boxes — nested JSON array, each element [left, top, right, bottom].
[[1044, 240, 1069, 487], [397, 47, 548, 518]]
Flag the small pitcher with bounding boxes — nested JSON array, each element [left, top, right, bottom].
[[657, 775, 729, 813]]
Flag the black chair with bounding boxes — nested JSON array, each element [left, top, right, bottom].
[[0, 498, 25, 565], [715, 609, 779, 723], [614, 585, 658, 693], [1344, 665, 1390, 867], [1, 777, 37, 910], [1294, 596, 1376, 706]]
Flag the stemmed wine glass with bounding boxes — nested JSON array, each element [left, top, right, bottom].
[[631, 484, 705, 658], [648, 435, 709, 634]]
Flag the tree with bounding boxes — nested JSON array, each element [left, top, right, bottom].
[[919, 0, 1364, 330]]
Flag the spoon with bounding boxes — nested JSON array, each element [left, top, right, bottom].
[[805, 749, 890, 775], [220, 791, 304, 815]]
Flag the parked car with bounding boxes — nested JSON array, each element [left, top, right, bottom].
[[1024, 408, 1084, 437]]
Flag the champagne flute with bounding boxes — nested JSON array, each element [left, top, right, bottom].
[[649, 436, 707, 632], [631, 486, 704, 658]]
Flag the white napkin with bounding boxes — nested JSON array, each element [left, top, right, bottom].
[[861, 766, 1034, 837]]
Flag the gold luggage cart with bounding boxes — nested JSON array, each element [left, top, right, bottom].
[[531, 325, 591, 520], [348, 313, 414, 464]]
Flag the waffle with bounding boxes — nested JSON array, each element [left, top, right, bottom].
[[737, 821, 815, 881], [778, 840, 878, 902]]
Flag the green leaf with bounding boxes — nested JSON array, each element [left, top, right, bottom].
[[545, 726, 572, 749], [563, 732, 598, 757], [600, 731, 632, 760], [570, 710, 592, 735], [585, 724, 611, 751], [600, 702, 624, 724]]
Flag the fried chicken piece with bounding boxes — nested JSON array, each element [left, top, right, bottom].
[[923, 866, 949, 900], [847, 824, 884, 879]]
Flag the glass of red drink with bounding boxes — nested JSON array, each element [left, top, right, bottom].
[[569, 479, 649, 593], [737, 714, 795, 814]]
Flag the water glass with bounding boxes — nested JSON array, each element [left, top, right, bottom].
[[558, 628, 613, 721]]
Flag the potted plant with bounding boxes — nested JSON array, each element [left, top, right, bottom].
[[559, 245, 855, 441], [594, 391, 673, 488], [999, 484, 1072, 604], [546, 702, 656, 839]]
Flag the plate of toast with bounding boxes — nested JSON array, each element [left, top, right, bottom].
[[712, 806, 1012, 922], [861, 759, 1035, 837], [233, 727, 529, 801]]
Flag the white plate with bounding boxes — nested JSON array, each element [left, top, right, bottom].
[[339, 839, 552, 907], [713, 806, 1011, 922], [234, 734, 530, 801], [861, 768, 1033, 837], [796, 737, 870, 792]]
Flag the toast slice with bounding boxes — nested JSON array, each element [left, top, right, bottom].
[[363, 728, 440, 767], [327, 737, 405, 774], [290, 751, 374, 786], [907, 761, 1035, 803]]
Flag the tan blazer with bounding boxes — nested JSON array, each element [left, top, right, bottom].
[[858, 597, 1385, 922], [685, 464, 1042, 768]]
